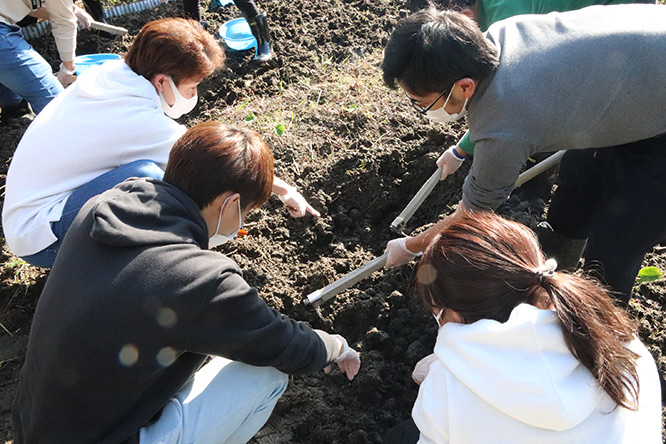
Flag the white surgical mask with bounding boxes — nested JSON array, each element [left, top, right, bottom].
[[433, 308, 445, 329], [208, 196, 242, 249], [425, 86, 467, 124], [158, 75, 198, 119]]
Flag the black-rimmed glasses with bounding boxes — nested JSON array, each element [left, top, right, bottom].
[[406, 88, 449, 115]]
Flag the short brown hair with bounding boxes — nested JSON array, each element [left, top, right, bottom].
[[163, 122, 274, 210], [125, 18, 225, 84]]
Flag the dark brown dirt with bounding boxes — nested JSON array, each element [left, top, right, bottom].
[[1, 1, 665, 442]]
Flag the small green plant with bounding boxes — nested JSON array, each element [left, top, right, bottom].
[[636, 266, 663, 284], [274, 123, 286, 136], [4, 256, 39, 287], [245, 113, 256, 122]]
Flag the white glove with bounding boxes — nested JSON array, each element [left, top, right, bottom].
[[327, 334, 361, 381], [278, 186, 321, 218], [385, 237, 420, 268], [56, 63, 77, 88], [73, 5, 93, 29], [412, 353, 438, 385], [436, 146, 466, 180]]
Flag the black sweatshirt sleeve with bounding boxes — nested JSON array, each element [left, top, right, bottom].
[[183, 268, 340, 375]]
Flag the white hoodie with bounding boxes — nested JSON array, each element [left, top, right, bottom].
[[2, 60, 186, 256], [412, 304, 662, 444]]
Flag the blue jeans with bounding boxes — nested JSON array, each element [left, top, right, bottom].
[[21, 160, 164, 268], [0, 23, 63, 114], [140, 357, 289, 444]]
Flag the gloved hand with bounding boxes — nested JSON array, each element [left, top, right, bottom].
[[325, 334, 361, 381], [278, 186, 321, 218], [56, 62, 77, 88], [385, 237, 420, 268], [73, 5, 93, 29], [436, 146, 466, 180], [412, 353, 438, 385]]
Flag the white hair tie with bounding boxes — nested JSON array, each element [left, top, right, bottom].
[[536, 258, 557, 283]]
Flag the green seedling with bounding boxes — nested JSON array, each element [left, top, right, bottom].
[[636, 266, 663, 284], [275, 123, 286, 136], [236, 99, 250, 112], [4, 256, 39, 287], [245, 113, 256, 122]]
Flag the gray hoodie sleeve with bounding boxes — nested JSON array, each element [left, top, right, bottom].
[[462, 136, 534, 212]]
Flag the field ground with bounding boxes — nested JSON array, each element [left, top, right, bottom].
[[1, 0, 665, 442]]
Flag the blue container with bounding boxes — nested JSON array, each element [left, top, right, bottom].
[[218, 18, 257, 51], [74, 53, 121, 75]]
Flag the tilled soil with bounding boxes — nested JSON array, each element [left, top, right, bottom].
[[1, 1, 665, 442]]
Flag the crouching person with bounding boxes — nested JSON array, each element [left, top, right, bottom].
[[12, 122, 361, 444], [402, 212, 661, 444]]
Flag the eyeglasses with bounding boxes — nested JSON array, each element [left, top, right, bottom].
[[406, 88, 450, 115]]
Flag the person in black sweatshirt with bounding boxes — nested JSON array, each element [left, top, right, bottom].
[[12, 121, 360, 444]]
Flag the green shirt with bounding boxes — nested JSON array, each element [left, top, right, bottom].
[[477, 0, 650, 30], [456, 0, 651, 155]]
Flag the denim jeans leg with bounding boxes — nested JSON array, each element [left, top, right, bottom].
[[20, 160, 164, 268], [139, 357, 289, 444], [51, 160, 164, 241], [0, 23, 63, 114]]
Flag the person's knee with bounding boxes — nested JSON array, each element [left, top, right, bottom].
[[126, 160, 164, 180], [251, 366, 289, 400]]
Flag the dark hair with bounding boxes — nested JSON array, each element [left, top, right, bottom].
[[163, 122, 274, 210], [125, 18, 225, 84], [381, 7, 498, 96], [415, 212, 640, 410]]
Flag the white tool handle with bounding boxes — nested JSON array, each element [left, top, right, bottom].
[[91, 20, 128, 35], [303, 254, 388, 307], [390, 167, 442, 232], [514, 151, 564, 187], [305, 150, 566, 308]]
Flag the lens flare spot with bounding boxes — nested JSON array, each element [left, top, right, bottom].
[[156, 347, 177, 367], [157, 307, 177, 328], [416, 263, 437, 285], [119, 344, 139, 367]]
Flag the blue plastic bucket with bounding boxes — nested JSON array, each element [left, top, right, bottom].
[[74, 53, 121, 75], [218, 18, 257, 51]]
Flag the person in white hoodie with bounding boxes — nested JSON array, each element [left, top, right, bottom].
[[3, 18, 318, 269], [402, 212, 662, 444]]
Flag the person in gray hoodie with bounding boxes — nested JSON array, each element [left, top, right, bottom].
[[380, 4, 666, 306], [12, 121, 361, 444]]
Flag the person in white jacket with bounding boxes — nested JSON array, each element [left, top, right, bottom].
[[404, 212, 662, 444], [3, 18, 318, 268]]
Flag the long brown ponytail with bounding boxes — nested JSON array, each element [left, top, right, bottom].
[[414, 211, 639, 409]]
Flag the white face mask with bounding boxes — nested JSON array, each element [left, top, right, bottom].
[[425, 86, 467, 124], [158, 75, 198, 119], [208, 196, 242, 249], [433, 308, 445, 329]]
